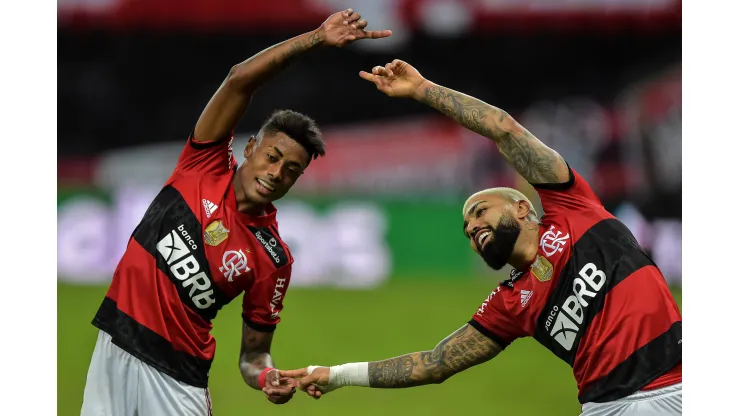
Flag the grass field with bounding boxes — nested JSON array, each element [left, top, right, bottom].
[[58, 279, 682, 416]]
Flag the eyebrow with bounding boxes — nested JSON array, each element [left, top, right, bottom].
[[467, 201, 483, 216], [272, 146, 284, 158]]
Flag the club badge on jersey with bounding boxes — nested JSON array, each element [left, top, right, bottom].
[[531, 255, 554, 283], [204, 220, 229, 246], [540, 225, 570, 257], [219, 249, 251, 282]]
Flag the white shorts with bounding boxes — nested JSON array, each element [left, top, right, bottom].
[[580, 383, 682, 416], [81, 330, 213, 416]]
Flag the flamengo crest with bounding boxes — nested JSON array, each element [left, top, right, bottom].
[[219, 249, 250, 282], [540, 225, 570, 257]]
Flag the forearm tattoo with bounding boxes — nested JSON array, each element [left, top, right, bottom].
[[268, 31, 323, 71], [421, 84, 562, 184], [367, 325, 501, 388]]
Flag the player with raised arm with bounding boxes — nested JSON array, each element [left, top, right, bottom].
[[279, 60, 682, 415], [80, 10, 391, 415]]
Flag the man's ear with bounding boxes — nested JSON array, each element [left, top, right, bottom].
[[517, 200, 532, 220]]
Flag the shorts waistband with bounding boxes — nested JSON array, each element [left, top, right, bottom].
[[625, 383, 682, 401]]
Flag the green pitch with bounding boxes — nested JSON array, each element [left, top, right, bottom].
[[58, 279, 682, 416]]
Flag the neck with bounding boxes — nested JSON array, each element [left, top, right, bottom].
[[233, 172, 267, 216], [508, 220, 541, 270]]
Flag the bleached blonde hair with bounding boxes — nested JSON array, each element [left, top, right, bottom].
[[462, 187, 539, 222]]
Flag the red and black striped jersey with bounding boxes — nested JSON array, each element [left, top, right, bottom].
[[470, 167, 681, 403], [92, 133, 294, 388]]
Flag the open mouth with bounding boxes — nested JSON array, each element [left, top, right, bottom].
[[475, 228, 493, 248], [255, 178, 276, 194]]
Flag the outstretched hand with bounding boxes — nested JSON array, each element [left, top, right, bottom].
[[359, 59, 427, 99], [319, 9, 392, 48], [279, 367, 333, 400], [261, 369, 301, 405]]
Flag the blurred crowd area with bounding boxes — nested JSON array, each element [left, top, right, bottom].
[[57, 0, 682, 286]]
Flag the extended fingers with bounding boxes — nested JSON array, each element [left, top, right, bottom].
[[279, 368, 308, 378], [362, 29, 392, 39]]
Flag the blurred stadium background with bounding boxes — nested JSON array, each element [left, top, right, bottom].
[[58, 0, 681, 415]]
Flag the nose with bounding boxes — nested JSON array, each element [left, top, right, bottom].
[[266, 162, 283, 182]]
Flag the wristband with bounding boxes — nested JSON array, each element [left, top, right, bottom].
[[329, 362, 370, 387], [258, 367, 276, 389]]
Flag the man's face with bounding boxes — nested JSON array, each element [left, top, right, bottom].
[[239, 132, 310, 205], [462, 195, 523, 270]]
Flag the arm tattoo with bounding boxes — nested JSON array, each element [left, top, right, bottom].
[[268, 39, 306, 71], [268, 31, 323, 71], [421, 84, 563, 184], [367, 324, 501, 388], [239, 323, 275, 389]]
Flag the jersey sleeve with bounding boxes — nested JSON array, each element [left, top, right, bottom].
[[241, 269, 291, 332], [468, 287, 526, 348], [531, 163, 604, 216], [172, 130, 237, 176]]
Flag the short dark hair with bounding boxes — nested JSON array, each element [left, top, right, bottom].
[[258, 109, 326, 161]]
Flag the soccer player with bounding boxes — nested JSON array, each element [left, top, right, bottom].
[[279, 60, 682, 415], [80, 10, 391, 415]]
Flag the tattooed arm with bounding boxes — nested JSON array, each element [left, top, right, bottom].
[[417, 83, 570, 184], [239, 322, 279, 390], [193, 32, 320, 144], [280, 324, 502, 395], [194, 9, 391, 143], [360, 60, 570, 184], [239, 322, 300, 404], [367, 324, 501, 387]]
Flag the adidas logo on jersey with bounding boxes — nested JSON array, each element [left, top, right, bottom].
[[545, 262, 606, 351], [202, 199, 219, 218], [156, 225, 216, 310], [520, 290, 533, 307]]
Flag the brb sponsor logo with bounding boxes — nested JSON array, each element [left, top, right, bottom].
[[255, 231, 281, 265], [545, 263, 606, 350], [157, 225, 216, 309], [540, 225, 570, 257], [269, 276, 288, 319]]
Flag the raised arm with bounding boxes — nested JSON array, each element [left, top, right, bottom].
[[280, 324, 502, 396], [360, 60, 570, 185], [194, 9, 391, 144]]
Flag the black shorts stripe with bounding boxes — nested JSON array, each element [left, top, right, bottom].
[[132, 185, 231, 321], [92, 297, 212, 388], [468, 319, 510, 349], [579, 321, 682, 404], [534, 218, 656, 365]]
